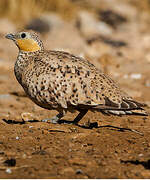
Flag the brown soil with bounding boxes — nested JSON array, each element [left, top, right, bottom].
[[0, 0, 150, 178], [0, 79, 150, 179]]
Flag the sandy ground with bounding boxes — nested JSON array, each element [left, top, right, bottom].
[[0, 0, 150, 178]]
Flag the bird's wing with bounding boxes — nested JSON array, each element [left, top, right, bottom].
[[35, 51, 147, 114]]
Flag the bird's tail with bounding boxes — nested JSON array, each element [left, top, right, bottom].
[[101, 108, 148, 116]]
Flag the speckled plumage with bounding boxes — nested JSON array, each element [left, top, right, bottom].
[[6, 31, 147, 125]]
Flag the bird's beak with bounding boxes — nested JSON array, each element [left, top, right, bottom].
[[5, 33, 15, 40]]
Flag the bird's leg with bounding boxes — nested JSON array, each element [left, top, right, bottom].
[[72, 109, 88, 125], [42, 110, 66, 124], [57, 109, 88, 125], [42, 109, 88, 125]]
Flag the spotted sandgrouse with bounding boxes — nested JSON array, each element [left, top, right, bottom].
[[5, 31, 147, 125]]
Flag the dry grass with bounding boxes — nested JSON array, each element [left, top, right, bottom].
[[0, 0, 82, 24], [0, 0, 149, 26]]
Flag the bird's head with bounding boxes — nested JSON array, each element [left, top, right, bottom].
[[5, 31, 44, 52]]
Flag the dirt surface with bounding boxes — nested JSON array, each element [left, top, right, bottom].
[[0, 0, 150, 178]]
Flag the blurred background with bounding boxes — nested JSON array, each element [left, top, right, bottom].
[[0, 2, 150, 178], [0, 0, 150, 179], [0, 0, 150, 104]]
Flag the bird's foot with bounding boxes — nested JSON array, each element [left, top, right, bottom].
[[42, 118, 75, 125], [42, 117, 59, 124], [42, 118, 58, 124], [41, 111, 65, 124]]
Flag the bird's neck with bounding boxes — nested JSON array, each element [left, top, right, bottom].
[[14, 50, 41, 84], [16, 51, 36, 67]]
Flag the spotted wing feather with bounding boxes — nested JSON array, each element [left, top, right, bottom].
[[31, 50, 147, 116]]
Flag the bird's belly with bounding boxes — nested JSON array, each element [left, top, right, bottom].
[[23, 85, 60, 110]]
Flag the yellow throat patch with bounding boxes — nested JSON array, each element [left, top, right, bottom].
[[16, 39, 41, 52]]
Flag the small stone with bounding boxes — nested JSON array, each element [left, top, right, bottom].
[[21, 112, 35, 122], [22, 154, 27, 159], [138, 153, 143, 157], [5, 168, 12, 174], [124, 73, 142, 80], [59, 167, 74, 175], [130, 73, 142, 79], [76, 169, 83, 174]]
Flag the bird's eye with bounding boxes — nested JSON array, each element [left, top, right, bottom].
[[21, 33, 26, 38]]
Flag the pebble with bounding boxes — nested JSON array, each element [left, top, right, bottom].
[[29, 126, 33, 128], [76, 169, 83, 174], [5, 168, 12, 174], [16, 136, 19, 140], [59, 167, 74, 175], [138, 153, 143, 157], [21, 112, 35, 122], [130, 73, 142, 79], [123, 73, 142, 80], [22, 154, 27, 159]]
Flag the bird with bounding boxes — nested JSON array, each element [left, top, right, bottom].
[[5, 31, 147, 126]]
